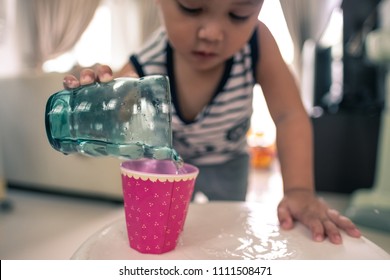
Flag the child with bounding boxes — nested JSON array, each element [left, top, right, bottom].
[[63, 0, 361, 244]]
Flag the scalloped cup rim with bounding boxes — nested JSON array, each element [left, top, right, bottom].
[[120, 163, 199, 182]]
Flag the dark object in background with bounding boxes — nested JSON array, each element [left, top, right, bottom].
[[312, 0, 384, 193], [312, 111, 381, 193]]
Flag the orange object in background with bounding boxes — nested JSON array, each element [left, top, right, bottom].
[[250, 145, 276, 169], [247, 130, 276, 169]]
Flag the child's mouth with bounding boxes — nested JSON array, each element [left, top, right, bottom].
[[192, 51, 217, 59]]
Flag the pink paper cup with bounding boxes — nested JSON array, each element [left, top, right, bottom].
[[120, 159, 199, 254]]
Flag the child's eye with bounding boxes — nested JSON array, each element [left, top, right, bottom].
[[229, 13, 250, 22], [178, 2, 202, 15]]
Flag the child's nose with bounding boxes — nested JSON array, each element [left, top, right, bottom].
[[198, 23, 224, 42]]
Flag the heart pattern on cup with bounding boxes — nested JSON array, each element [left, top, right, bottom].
[[122, 174, 195, 254]]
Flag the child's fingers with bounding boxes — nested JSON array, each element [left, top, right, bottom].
[[80, 69, 96, 85], [277, 202, 294, 230], [327, 209, 361, 238], [63, 75, 80, 89], [97, 64, 114, 83]]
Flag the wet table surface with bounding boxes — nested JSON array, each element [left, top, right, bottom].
[[71, 202, 390, 260]]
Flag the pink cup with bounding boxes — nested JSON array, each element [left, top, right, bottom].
[[120, 159, 199, 254]]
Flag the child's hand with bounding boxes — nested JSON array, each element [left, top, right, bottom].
[[277, 189, 362, 244], [62, 64, 114, 89]]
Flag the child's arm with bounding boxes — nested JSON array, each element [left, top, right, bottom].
[[255, 21, 361, 244]]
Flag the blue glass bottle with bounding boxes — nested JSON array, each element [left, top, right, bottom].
[[45, 75, 177, 160]]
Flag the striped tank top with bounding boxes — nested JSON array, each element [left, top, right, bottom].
[[130, 27, 259, 165]]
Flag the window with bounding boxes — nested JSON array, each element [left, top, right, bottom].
[[259, 0, 294, 64], [251, 0, 294, 143], [43, 2, 112, 73]]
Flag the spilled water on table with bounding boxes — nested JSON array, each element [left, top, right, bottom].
[[194, 206, 301, 260]]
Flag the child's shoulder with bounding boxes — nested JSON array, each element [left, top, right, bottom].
[[256, 21, 274, 45], [255, 20, 283, 61]]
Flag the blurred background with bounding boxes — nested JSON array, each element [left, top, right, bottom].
[[1, 0, 389, 259]]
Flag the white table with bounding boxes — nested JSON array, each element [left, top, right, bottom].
[[71, 202, 390, 260]]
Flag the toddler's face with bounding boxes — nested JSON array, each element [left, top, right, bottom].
[[157, 0, 264, 71]]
